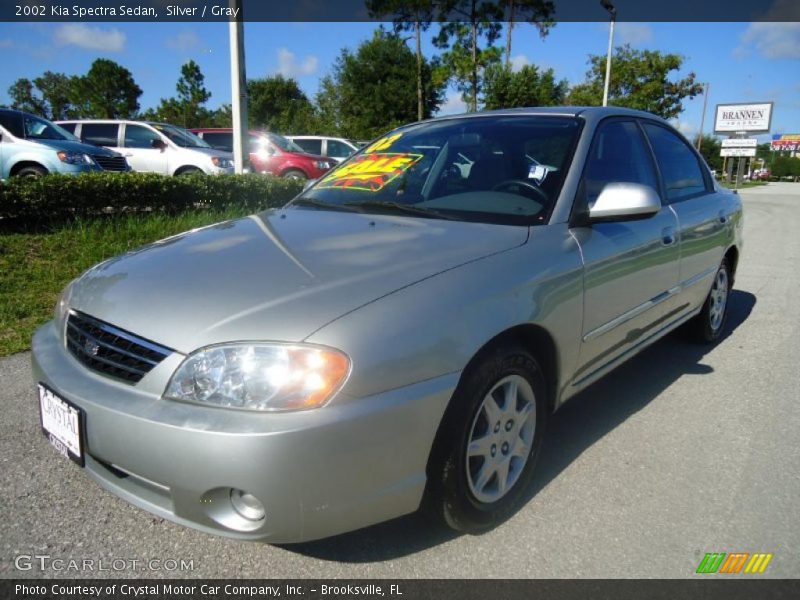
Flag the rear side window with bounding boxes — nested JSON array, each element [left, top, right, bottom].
[[124, 124, 162, 149], [643, 123, 707, 202], [0, 112, 24, 137], [81, 123, 119, 147], [202, 132, 233, 152], [293, 138, 322, 155], [327, 139, 353, 157], [582, 120, 659, 204]]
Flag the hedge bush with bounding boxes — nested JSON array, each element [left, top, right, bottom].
[[0, 172, 303, 223]]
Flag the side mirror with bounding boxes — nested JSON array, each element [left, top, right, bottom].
[[151, 139, 167, 152], [589, 182, 661, 222]]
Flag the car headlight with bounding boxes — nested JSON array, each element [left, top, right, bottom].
[[211, 156, 234, 169], [315, 160, 332, 170], [165, 343, 350, 412], [57, 151, 94, 166], [53, 280, 76, 335]]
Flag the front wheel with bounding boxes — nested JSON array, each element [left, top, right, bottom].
[[690, 258, 731, 343], [424, 344, 547, 533], [16, 165, 48, 178], [282, 169, 308, 182]]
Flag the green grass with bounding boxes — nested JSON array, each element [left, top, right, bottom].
[[0, 208, 252, 357]]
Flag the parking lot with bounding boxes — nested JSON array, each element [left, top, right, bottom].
[[1, 183, 799, 579]]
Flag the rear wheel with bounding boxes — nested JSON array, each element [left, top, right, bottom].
[[15, 165, 48, 178], [175, 167, 202, 176], [282, 169, 307, 182], [689, 257, 731, 343], [424, 344, 547, 533]]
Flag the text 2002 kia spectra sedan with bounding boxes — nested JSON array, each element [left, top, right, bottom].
[[33, 107, 742, 542]]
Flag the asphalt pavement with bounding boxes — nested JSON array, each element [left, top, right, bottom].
[[2, 183, 799, 579]]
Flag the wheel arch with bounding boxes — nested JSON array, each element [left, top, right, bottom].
[[724, 245, 740, 284], [10, 160, 49, 176]]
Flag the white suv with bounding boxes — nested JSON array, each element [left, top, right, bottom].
[[286, 136, 359, 163], [57, 120, 234, 175]]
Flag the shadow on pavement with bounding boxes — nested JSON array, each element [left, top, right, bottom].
[[283, 290, 756, 562]]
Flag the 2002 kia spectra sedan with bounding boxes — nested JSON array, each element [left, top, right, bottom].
[[32, 107, 742, 542]]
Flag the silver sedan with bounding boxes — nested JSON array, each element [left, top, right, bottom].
[[32, 107, 742, 542]]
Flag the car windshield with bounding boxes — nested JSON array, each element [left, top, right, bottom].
[[292, 116, 581, 226], [151, 124, 211, 148], [269, 133, 306, 153], [15, 113, 79, 141]]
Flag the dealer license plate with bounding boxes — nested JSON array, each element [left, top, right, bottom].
[[38, 383, 84, 466]]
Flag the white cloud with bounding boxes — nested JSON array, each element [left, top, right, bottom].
[[54, 24, 126, 52], [672, 119, 698, 138], [615, 22, 653, 45], [0, 39, 12, 49], [738, 22, 800, 59], [276, 48, 318, 77], [510, 54, 529, 72], [437, 92, 467, 116], [166, 30, 200, 52]]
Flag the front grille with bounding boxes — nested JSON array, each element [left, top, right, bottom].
[[66, 311, 172, 383], [92, 154, 129, 172]]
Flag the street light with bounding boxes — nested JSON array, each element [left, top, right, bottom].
[[600, 0, 616, 107]]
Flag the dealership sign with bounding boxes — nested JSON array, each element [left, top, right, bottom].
[[714, 102, 773, 133], [721, 138, 757, 148], [771, 134, 800, 152], [720, 148, 757, 157]]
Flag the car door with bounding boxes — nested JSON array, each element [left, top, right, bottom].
[[121, 124, 169, 174], [641, 121, 729, 311], [571, 119, 681, 382]]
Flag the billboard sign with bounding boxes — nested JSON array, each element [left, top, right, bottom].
[[770, 134, 800, 152], [714, 102, 773, 133]]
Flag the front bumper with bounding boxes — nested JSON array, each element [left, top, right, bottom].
[[31, 320, 456, 542]]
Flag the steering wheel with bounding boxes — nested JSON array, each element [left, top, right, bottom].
[[492, 179, 548, 204]]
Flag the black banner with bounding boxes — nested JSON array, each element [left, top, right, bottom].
[[4, 579, 800, 600], [2, 0, 798, 23]]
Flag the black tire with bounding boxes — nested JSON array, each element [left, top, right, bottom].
[[175, 167, 202, 176], [424, 343, 548, 534], [15, 165, 48, 178], [282, 169, 307, 181], [689, 257, 731, 343]]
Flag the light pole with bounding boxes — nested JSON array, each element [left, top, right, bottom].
[[696, 82, 710, 151], [601, 0, 616, 107], [229, 0, 248, 174]]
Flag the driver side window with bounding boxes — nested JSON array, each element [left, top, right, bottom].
[[582, 120, 659, 205]]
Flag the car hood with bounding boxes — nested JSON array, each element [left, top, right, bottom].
[[33, 138, 121, 156], [285, 150, 330, 163], [68, 209, 528, 354]]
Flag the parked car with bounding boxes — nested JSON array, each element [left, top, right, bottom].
[[286, 135, 359, 163], [56, 120, 233, 175], [191, 128, 334, 180], [0, 108, 129, 179], [33, 107, 741, 543]]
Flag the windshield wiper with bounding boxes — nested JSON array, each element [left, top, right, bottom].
[[344, 200, 460, 220], [291, 198, 361, 213]]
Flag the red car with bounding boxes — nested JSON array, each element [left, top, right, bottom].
[[191, 128, 335, 180]]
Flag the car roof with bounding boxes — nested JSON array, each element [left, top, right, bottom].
[[425, 105, 671, 126]]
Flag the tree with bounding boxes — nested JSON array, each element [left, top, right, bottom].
[[33, 72, 76, 120], [316, 29, 445, 139], [503, 0, 555, 68], [247, 75, 317, 134], [142, 61, 215, 127], [71, 59, 142, 118], [483, 63, 567, 109], [434, 1, 505, 112], [567, 45, 704, 119], [693, 134, 722, 172], [367, 0, 439, 122], [8, 78, 46, 115]]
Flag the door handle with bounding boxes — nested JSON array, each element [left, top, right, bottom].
[[661, 226, 676, 246]]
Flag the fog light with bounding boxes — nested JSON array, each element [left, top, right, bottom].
[[230, 489, 265, 521]]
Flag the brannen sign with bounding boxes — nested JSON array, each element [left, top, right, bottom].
[[714, 102, 773, 133]]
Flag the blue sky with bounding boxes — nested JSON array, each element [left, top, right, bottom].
[[0, 21, 798, 141]]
